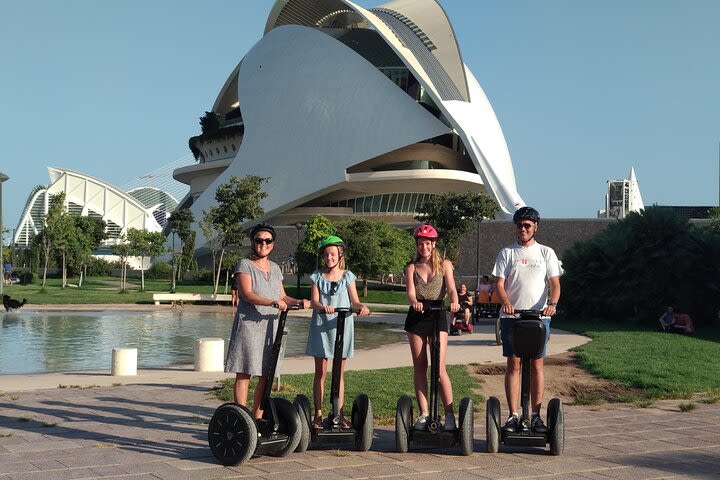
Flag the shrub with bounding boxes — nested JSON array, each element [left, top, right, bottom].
[[146, 262, 172, 280], [192, 268, 214, 283], [86, 257, 112, 277], [19, 271, 34, 285], [561, 207, 720, 327]]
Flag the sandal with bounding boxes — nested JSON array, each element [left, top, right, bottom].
[[312, 416, 324, 430], [339, 416, 352, 429]]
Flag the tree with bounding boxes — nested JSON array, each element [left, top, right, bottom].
[[126, 228, 168, 291], [167, 208, 195, 291], [199, 211, 221, 287], [208, 175, 268, 294], [415, 191, 498, 261], [41, 193, 75, 288], [296, 215, 337, 278], [68, 216, 107, 287], [707, 206, 720, 236], [336, 218, 414, 296], [562, 206, 720, 326], [112, 235, 132, 292]]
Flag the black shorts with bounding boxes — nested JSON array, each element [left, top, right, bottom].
[[404, 305, 448, 337]]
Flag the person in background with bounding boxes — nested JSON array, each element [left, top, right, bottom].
[[451, 283, 473, 333], [658, 306, 676, 332], [475, 275, 494, 303]]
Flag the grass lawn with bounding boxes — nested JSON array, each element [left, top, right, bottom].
[[553, 316, 720, 399], [211, 365, 483, 426], [3, 277, 407, 305]]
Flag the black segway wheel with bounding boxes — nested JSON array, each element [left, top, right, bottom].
[[495, 318, 502, 345], [351, 394, 374, 451], [486, 396, 501, 453], [458, 397, 474, 456], [208, 403, 258, 466], [395, 395, 413, 453], [293, 394, 311, 453], [265, 397, 302, 457], [547, 397, 565, 455]]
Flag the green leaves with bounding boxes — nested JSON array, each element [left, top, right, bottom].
[[296, 215, 337, 276], [562, 206, 720, 325], [295, 215, 414, 297], [415, 191, 498, 260], [210, 175, 269, 248]]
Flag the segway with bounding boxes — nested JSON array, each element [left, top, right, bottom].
[[395, 301, 474, 455], [208, 305, 303, 466], [485, 309, 564, 455], [293, 308, 373, 452]]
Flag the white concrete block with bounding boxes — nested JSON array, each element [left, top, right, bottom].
[[194, 338, 225, 372], [111, 348, 137, 376]]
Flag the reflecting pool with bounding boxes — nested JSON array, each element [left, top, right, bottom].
[[0, 310, 403, 375]]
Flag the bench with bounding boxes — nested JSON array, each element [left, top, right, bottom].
[[152, 293, 233, 306]]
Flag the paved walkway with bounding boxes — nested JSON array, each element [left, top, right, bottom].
[[1, 384, 719, 479], [2, 305, 719, 478]]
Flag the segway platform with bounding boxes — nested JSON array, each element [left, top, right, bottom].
[[395, 302, 474, 455], [293, 308, 374, 452], [485, 310, 565, 455], [208, 306, 303, 466]]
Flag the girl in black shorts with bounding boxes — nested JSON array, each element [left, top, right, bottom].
[[404, 224, 460, 431]]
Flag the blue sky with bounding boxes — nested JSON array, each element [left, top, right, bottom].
[[2, 0, 719, 236]]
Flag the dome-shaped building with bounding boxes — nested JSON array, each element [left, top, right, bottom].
[[176, 0, 525, 226]]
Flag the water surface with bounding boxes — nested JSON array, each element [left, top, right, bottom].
[[0, 310, 403, 375]]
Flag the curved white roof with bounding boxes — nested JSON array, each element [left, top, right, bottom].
[[188, 0, 524, 229], [13, 168, 163, 247]]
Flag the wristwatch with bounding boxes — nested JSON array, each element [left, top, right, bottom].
[[548, 302, 557, 307]]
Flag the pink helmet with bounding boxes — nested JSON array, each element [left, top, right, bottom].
[[414, 224, 438, 240]]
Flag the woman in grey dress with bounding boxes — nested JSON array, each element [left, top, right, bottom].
[[225, 222, 309, 419]]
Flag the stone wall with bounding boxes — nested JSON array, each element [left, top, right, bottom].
[[453, 219, 613, 286], [253, 218, 710, 288]]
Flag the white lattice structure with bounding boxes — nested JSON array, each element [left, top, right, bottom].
[[13, 168, 163, 248]]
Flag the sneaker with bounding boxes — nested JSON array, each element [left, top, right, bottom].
[[503, 413, 520, 433], [414, 413, 429, 430], [531, 414, 548, 434], [443, 412, 456, 431]]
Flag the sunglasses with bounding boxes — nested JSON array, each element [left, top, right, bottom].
[[254, 237, 274, 245], [329, 281, 339, 295], [516, 222, 534, 230]]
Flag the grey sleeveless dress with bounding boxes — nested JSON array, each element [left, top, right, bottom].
[[225, 258, 284, 376]]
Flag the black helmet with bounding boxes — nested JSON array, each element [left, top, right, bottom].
[[513, 206, 540, 225], [249, 222, 276, 240]]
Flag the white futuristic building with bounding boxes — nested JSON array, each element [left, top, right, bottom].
[[176, 0, 525, 226], [599, 167, 645, 219], [13, 168, 167, 248]]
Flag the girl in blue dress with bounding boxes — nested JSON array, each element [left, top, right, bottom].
[[307, 235, 369, 429]]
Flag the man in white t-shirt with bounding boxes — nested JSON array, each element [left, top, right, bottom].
[[492, 206, 562, 435]]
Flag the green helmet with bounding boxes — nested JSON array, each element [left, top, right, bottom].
[[317, 235, 345, 253]]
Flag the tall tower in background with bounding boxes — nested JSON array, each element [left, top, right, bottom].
[[599, 167, 644, 219]]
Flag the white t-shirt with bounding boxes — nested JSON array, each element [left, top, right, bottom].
[[492, 242, 562, 312]]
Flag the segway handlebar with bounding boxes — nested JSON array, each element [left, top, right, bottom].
[[271, 303, 302, 311], [513, 309, 544, 319], [421, 301, 452, 312], [314, 307, 366, 314]]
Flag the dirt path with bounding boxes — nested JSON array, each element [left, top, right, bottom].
[[472, 351, 640, 407]]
